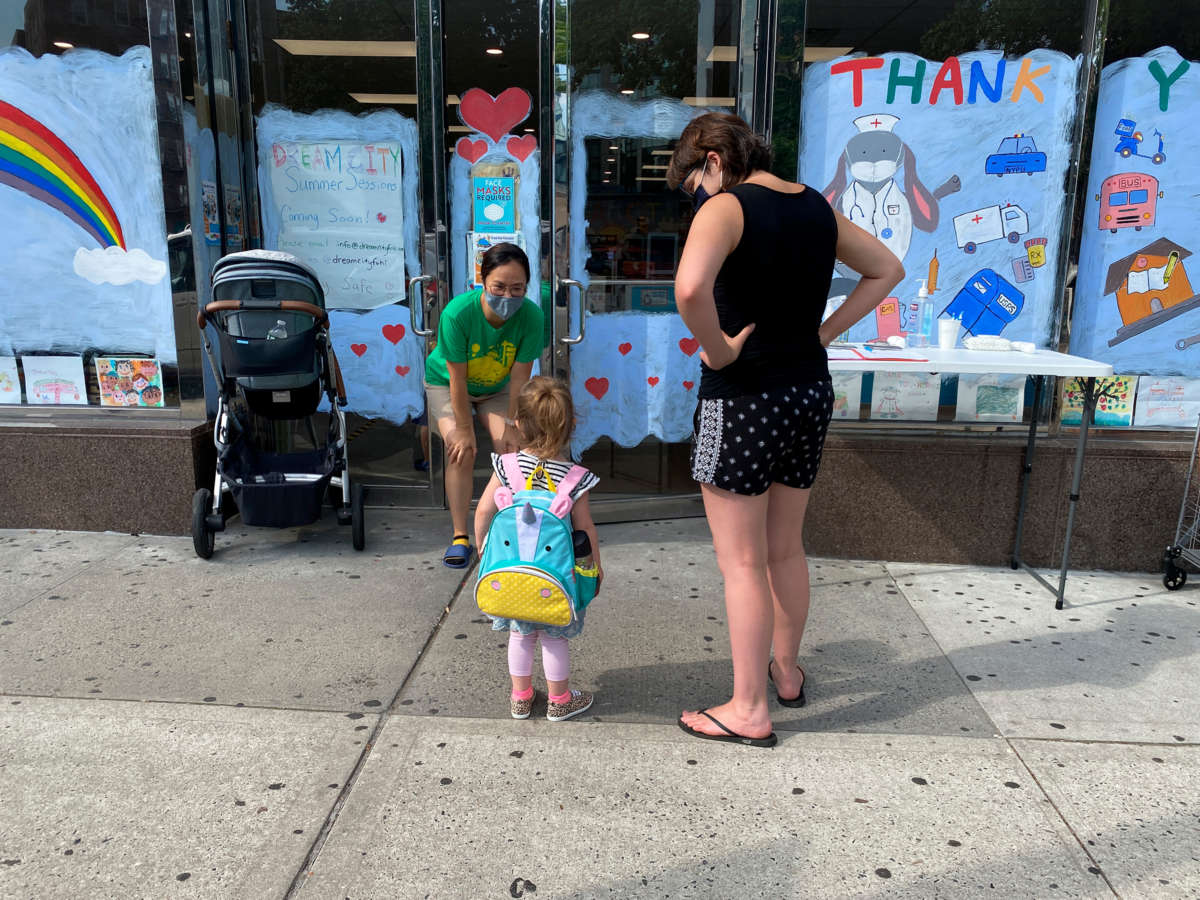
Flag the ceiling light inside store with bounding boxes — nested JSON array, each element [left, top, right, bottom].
[[609, 145, 618, 150], [643, 164, 668, 170], [525, 128, 535, 132], [53, 41, 74, 49], [803, 46, 853, 62], [683, 96, 735, 107], [636, 176, 666, 181], [486, 47, 503, 55], [621, 89, 635, 95], [632, 32, 650, 40], [448, 125, 473, 133], [706, 45, 736, 62], [350, 93, 418, 104], [183, 32, 191, 38], [447, 95, 461, 105], [650, 149, 673, 155], [273, 39, 416, 57]]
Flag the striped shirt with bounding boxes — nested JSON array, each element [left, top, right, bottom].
[[491, 450, 600, 500]]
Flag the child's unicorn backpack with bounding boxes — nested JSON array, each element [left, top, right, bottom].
[[475, 454, 594, 627]]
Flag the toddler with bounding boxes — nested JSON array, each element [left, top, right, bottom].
[[473, 376, 603, 721]]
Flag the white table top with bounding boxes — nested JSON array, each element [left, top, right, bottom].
[[826, 345, 1114, 377]]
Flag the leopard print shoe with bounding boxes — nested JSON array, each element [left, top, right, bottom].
[[546, 689, 593, 722], [511, 691, 535, 720]]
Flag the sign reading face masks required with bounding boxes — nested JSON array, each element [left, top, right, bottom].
[[265, 140, 406, 310]]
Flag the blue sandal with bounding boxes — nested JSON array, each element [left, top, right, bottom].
[[442, 536, 473, 569]]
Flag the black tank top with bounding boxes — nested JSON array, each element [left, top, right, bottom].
[[699, 182, 838, 399]]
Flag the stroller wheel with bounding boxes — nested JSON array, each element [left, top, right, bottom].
[[351, 482, 366, 551], [192, 488, 216, 559], [1163, 562, 1187, 591]]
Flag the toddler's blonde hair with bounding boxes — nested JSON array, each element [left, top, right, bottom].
[[516, 376, 575, 459]]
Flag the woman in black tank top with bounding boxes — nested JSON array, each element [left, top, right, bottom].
[[669, 113, 904, 747]]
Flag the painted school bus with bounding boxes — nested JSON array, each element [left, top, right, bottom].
[[1097, 172, 1162, 233]]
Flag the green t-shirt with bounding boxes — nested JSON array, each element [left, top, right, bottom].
[[424, 289, 544, 395]]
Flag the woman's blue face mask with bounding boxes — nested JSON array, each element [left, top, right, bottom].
[[484, 290, 524, 321]]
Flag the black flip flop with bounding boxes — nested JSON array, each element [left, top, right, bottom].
[[768, 659, 807, 708], [677, 709, 777, 748]]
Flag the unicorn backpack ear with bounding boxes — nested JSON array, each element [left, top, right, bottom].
[[495, 486, 514, 510]]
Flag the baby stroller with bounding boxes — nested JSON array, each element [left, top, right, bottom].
[[193, 249, 364, 558]]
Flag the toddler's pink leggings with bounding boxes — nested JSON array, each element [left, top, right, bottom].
[[507, 631, 570, 682]]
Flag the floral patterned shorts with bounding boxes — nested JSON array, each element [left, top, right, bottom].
[[690, 381, 834, 495]]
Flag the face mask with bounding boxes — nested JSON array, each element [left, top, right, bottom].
[[693, 183, 712, 212], [484, 290, 523, 321]]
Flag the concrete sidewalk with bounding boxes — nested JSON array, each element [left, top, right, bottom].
[[0, 514, 1197, 898]]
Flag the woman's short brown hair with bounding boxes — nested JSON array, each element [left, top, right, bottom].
[[666, 112, 773, 190], [516, 375, 575, 459]]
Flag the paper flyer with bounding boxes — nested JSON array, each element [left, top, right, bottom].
[[831, 372, 862, 419], [20, 355, 87, 405], [869, 372, 941, 421], [468, 231, 521, 289], [1133, 377, 1200, 428], [0, 356, 20, 403], [956, 374, 1026, 423], [1060, 375, 1136, 427], [95, 357, 165, 407], [472, 176, 515, 232]]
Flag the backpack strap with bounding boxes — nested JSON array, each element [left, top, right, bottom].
[[494, 452, 525, 510], [548, 465, 588, 518]]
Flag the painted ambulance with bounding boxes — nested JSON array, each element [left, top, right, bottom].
[[952, 203, 1030, 253]]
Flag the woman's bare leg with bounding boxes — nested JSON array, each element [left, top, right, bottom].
[[766, 482, 813, 699], [679, 483, 774, 739]]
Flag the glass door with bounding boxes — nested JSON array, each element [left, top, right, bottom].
[[237, 0, 449, 508], [546, 0, 766, 519]]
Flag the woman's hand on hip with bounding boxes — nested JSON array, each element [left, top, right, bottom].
[[700, 323, 755, 371]]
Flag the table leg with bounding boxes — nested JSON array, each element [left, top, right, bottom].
[[1011, 374, 1044, 570], [1056, 376, 1098, 609]]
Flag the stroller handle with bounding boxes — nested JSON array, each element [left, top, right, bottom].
[[197, 299, 329, 331]]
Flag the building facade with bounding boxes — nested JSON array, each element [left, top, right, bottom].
[[1, 0, 1197, 572]]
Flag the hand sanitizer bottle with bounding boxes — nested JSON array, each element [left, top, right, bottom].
[[908, 280, 932, 347], [917, 280, 934, 345]]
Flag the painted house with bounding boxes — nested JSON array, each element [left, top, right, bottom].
[[1104, 238, 1193, 326]]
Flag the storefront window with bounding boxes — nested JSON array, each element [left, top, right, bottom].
[[0, 0, 186, 412], [790, 0, 1089, 427], [243, 1, 431, 488], [1066, 4, 1200, 430]]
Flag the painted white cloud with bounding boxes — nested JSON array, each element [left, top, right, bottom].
[[73, 246, 167, 285], [483, 202, 504, 222]]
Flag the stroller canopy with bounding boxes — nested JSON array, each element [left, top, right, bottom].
[[212, 249, 326, 309]]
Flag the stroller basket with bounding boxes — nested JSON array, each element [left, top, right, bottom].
[[224, 441, 334, 528]]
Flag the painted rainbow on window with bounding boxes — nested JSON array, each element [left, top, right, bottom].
[[0, 99, 125, 249]]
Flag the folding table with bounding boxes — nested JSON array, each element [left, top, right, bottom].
[[827, 345, 1115, 609]]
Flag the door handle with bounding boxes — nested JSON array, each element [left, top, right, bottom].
[[559, 278, 585, 345], [408, 274, 435, 337]]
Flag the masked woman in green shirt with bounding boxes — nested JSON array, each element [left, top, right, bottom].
[[424, 243, 544, 567]]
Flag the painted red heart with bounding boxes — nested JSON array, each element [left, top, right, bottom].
[[679, 337, 700, 356], [683, 380, 694, 390], [618, 342, 632, 356], [350, 343, 367, 357], [506, 134, 536, 161], [647, 376, 660, 387], [584, 377, 609, 400], [376, 212, 387, 223], [455, 137, 488, 164], [395, 365, 410, 376], [381, 323, 406, 344], [459, 87, 532, 142]]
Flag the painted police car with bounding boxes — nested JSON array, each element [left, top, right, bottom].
[[985, 134, 1047, 176]]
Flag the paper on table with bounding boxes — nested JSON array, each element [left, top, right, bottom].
[[827, 345, 930, 362]]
